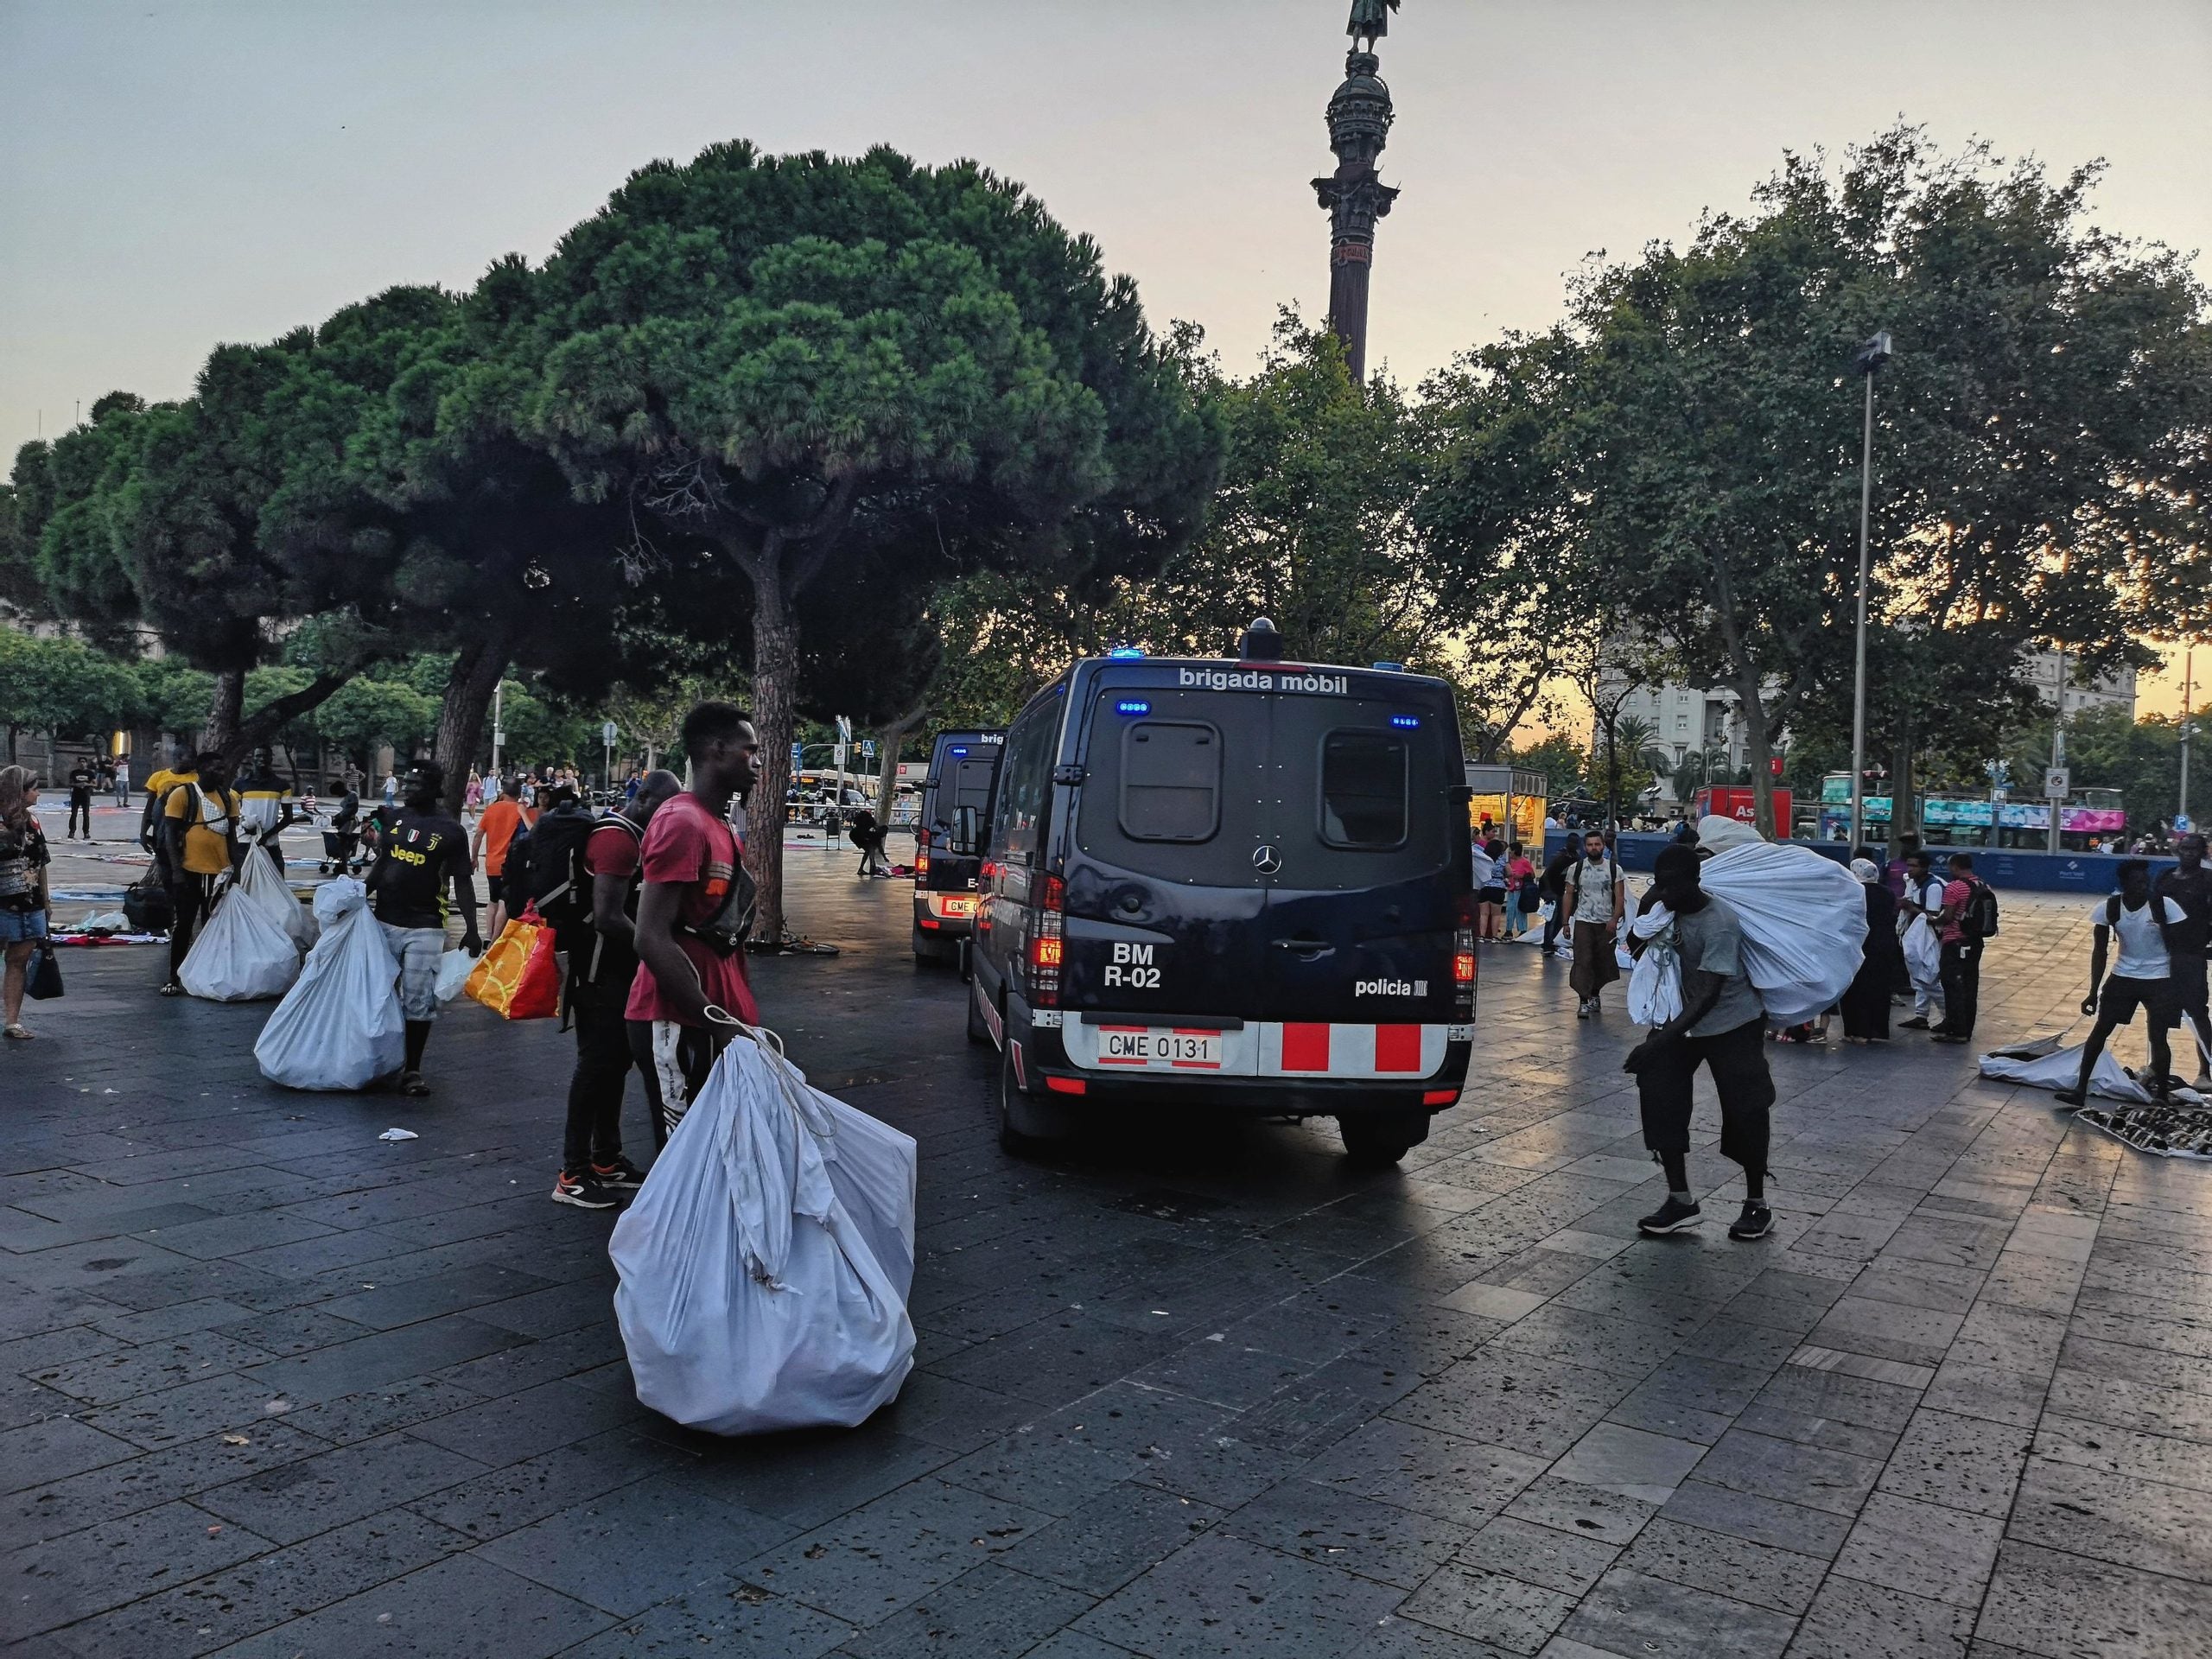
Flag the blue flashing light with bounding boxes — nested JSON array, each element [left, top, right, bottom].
[[1372, 660, 1408, 672], [1115, 698, 1152, 717], [949, 746, 969, 756], [1106, 645, 1147, 659], [1390, 715, 1421, 728]]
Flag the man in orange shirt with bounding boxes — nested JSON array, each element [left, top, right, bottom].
[[471, 775, 531, 938]]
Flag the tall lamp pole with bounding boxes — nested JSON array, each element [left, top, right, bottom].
[[2182, 646, 2196, 829], [1847, 332, 1892, 853]]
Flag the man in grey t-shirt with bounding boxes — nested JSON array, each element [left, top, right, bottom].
[[1624, 844, 1776, 1241]]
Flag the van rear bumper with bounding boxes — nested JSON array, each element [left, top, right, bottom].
[[913, 890, 980, 939]]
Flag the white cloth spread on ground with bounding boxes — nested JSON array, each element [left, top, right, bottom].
[[178, 874, 302, 1002], [1625, 904, 1683, 1027], [1696, 838, 1870, 1027], [254, 878, 406, 1090], [1979, 1039, 2206, 1106], [610, 1026, 918, 1435]]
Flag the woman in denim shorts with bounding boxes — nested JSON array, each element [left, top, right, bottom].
[[0, 766, 53, 1040]]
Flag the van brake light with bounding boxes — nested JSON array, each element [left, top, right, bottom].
[[1031, 874, 1065, 1006], [1452, 891, 1477, 1011], [914, 826, 931, 883]]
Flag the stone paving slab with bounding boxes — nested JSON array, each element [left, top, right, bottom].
[[3, 858, 2209, 1656]]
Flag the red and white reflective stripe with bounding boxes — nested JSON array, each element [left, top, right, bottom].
[[1263, 1021, 1446, 1077]]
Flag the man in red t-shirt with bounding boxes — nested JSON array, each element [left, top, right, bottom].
[[550, 769, 683, 1210], [628, 703, 762, 1141]]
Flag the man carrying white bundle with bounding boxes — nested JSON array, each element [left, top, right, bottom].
[[1624, 845, 1776, 1241]]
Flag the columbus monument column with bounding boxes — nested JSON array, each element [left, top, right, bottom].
[[1313, 0, 1401, 385]]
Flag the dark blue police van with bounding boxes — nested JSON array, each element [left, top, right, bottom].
[[912, 728, 1003, 964], [967, 626, 1477, 1164]]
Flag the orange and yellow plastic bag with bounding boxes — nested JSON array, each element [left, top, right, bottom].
[[463, 903, 562, 1020]]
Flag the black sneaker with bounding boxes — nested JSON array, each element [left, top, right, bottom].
[[2052, 1087, 2087, 1109], [1899, 1016, 1930, 1031], [592, 1155, 647, 1191], [1638, 1196, 1703, 1236], [550, 1171, 620, 1210], [1728, 1203, 1774, 1241]]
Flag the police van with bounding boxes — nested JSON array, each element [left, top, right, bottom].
[[967, 626, 1477, 1164], [912, 728, 1003, 963]]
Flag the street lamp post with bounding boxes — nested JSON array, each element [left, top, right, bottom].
[[1847, 331, 1892, 855], [2182, 646, 2195, 829]]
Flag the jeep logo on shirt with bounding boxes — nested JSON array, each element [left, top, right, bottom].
[[1356, 978, 1426, 997]]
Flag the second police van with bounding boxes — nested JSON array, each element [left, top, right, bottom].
[[911, 728, 1003, 963], [968, 623, 1477, 1165]]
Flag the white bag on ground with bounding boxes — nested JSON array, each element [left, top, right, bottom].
[[434, 948, 474, 1004], [611, 1026, 917, 1436], [254, 878, 406, 1090], [1699, 841, 1869, 1027], [1980, 1040, 2207, 1106], [179, 874, 302, 1001], [1625, 905, 1683, 1027], [238, 842, 315, 952]]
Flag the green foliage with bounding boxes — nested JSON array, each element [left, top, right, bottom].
[[313, 676, 436, 768], [2005, 706, 2183, 827], [1504, 732, 1586, 798], [136, 657, 214, 737], [0, 626, 147, 745]]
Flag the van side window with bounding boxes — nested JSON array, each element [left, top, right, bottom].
[[996, 709, 1058, 858], [1120, 722, 1220, 842], [1319, 730, 1408, 849]]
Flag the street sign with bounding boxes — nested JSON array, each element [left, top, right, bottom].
[[2044, 766, 2070, 799], [601, 721, 619, 747], [2177, 813, 2196, 835], [790, 742, 803, 769], [1769, 755, 1783, 777], [836, 715, 853, 743], [861, 740, 876, 760]]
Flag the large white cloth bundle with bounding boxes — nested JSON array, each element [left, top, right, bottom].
[[1700, 840, 1870, 1027], [178, 874, 302, 1001], [1625, 905, 1683, 1027], [238, 842, 315, 953], [1902, 912, 1941, 988], [254, 879, 406, 1090], [1980, 1039, 2206, 1106], [611, 1026, 917, 1436]]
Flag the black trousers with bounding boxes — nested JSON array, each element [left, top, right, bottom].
[[563, 992, 634, 1173], [67, 789, 92, 837], [1937, 940, 1983, 1038], [1637, 1017, 1776, 1174], [626, 1020, 728, 1151], [166, 873, 212, 980], [2172, 953, 2209, 1071]]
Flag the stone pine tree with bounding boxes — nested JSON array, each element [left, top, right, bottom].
[[521, 141, 1218, 942]]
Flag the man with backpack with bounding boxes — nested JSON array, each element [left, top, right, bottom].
[[1930, 851, 1998, 1044], [155, 752, 240, 996], [550, 770, 683, 1209], [363, 761, 480, 1097], [2056, 859, 2184, 1106]]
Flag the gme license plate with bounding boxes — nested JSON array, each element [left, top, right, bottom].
[[1095, 1027, 1224, 1069], [939, 896, 976, 918]]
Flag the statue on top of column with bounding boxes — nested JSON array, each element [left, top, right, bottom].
[[1347, 0, 1399, 53]]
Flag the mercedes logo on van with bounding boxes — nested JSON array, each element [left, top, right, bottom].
[[1252, 844, 1281, 874]]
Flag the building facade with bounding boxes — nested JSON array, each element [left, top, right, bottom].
[[2022, 650, 2136, 717]]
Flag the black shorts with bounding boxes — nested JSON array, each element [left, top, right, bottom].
[[1478, 887, 1507, 906], [2100, 975, 2177, 1030], [1637, 1016, 1776, 1162], [486, 874, 506, 904]]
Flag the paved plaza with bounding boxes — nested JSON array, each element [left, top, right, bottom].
[[4, 832, 2210, 1657]]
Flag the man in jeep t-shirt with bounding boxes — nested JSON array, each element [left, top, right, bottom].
[[1931, 851, 1986, 1043], [627, 704, 761, 1143]]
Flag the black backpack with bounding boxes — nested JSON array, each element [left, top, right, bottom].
[[1961, 879, 2000, 940], [523, 803, 599, 944]]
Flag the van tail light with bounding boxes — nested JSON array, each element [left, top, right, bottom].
[[1452, 892, 1476, 1014], [914, 827, 931, 883], [1031, 873, 1065, 1006]]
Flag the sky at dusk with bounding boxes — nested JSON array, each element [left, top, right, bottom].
[[4, 0, 2208, 705]]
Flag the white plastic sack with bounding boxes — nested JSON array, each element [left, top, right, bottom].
[[434, 949, 474, 1004], [1625, 905, 1683, 1027], [1700, 842, 1870, 1027], [611, 1027, 917, 1436], [253, 878, 406, 1090], [238, 844, 315, 952], [1980, 1040, 2206, 1106], [179, 875, 302, 1001], [1902, 914, 1941, 989]]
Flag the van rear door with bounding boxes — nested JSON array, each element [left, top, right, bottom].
[[1259, 691, 1462, 1076], [1062, 685, 1273, 1066]]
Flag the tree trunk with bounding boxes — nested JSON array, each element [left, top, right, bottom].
[[216, 670, 352, 773], [1889, 738, 1916, 861], [747, 560, 800, 944], [874, 700, 928, 821], [202, 667, 246, 754], [432, 625, 512, 817], [1741, 690, 1777, 839]]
